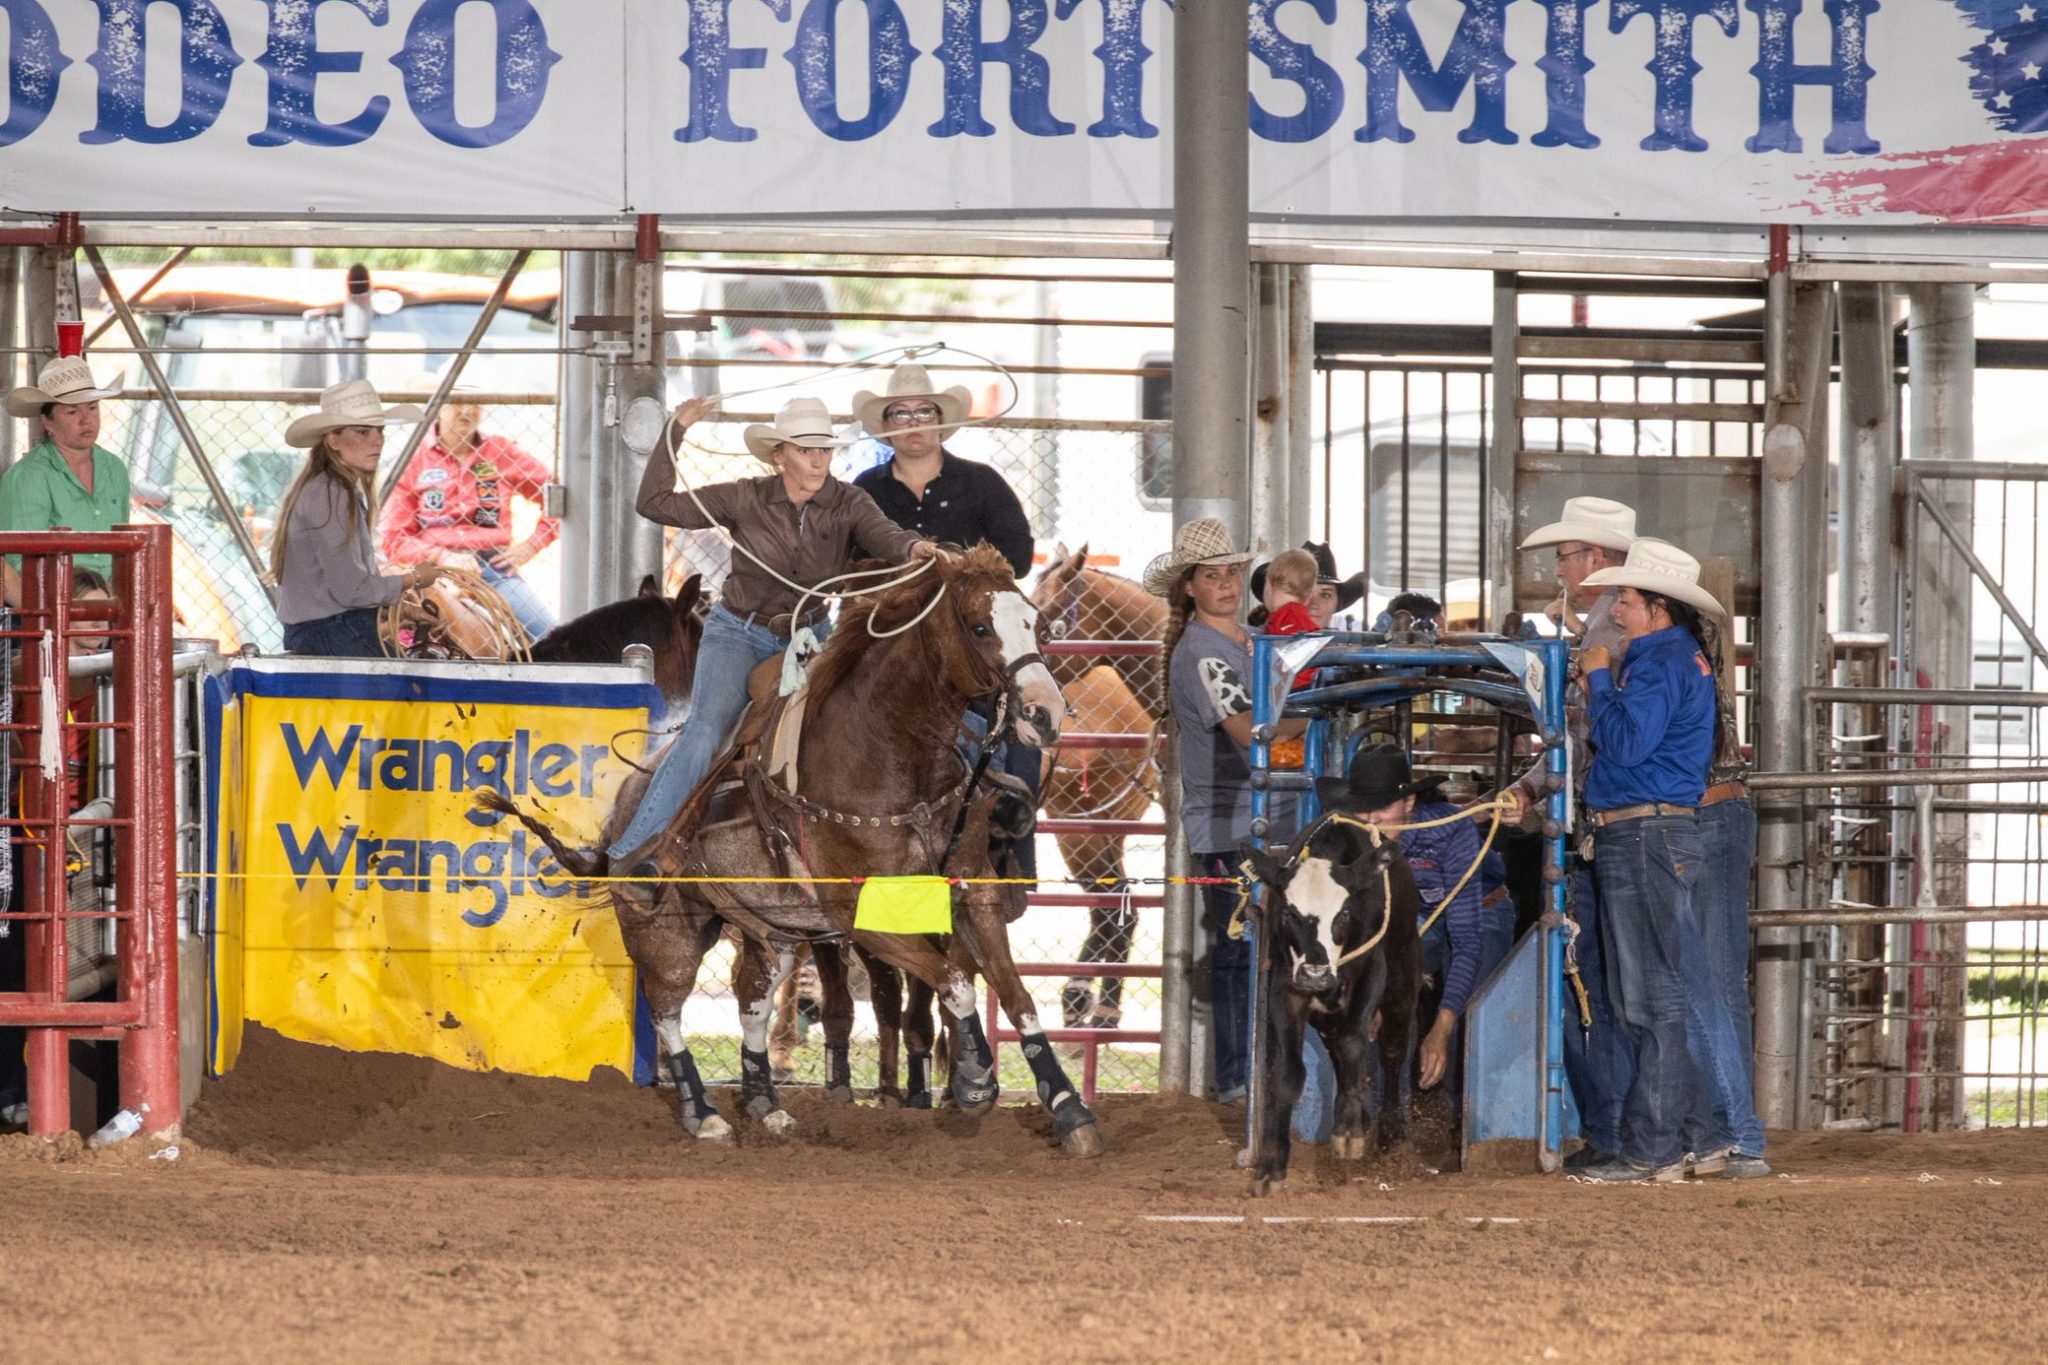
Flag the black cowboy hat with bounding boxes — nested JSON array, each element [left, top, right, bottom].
[[1249, 541, 1367, 613], [1314, 742, 1445, 813]]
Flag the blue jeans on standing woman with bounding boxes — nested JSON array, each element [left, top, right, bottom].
[[1685, 795, 1767, 1158], [608, 603, 829, 860], [1594, 811, 1711, 1171], [1196, 852, 1250, 1101], [1562, 855, 1635, 1155]]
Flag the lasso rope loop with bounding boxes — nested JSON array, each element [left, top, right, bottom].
[[377, 566, 532, 663]]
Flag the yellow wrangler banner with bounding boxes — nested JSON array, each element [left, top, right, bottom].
[[207, 658, 661, 1084]]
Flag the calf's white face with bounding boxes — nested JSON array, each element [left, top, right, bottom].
[[1286, 855, 1348, 985]]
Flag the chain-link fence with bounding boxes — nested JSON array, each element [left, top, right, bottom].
[[89, 387, 560, 654]]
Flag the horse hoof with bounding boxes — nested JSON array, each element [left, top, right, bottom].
[[826, 1084, 854, 1105], [905, 1091, 934, 1112], [690, 1113, 733, 1143], [1060, 1121, 1104, 1159], [744, 1095, 778, 1122], [1249, 1173, 1284, 1197], [874, 1090, 902, 1109], [761, 1109, 797, 1140], [1336, 1134, 1366, 1161]]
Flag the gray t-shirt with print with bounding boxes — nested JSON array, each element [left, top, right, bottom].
[[1171, 618, 1297, 853]]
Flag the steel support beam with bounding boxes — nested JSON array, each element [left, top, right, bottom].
[[1487, 273, 1518, 628], [1170, 0, 1250, 542], [1904, 283, 1976, 1131], [1166, 0, 1250, 1098], [1753, 280, 1834, 1130], [0, 247, 19, 468], [558, 252, 600, 619]]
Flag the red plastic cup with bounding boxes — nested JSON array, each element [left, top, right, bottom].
[[56, 320, 83, 358]]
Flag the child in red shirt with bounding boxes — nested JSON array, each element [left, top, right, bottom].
[[1260, 548, 1323, 692]]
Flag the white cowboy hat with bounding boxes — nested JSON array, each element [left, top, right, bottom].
[[1520, 495, 1639, 553], [1581, 538, 1727, 619], [7, 356, 120, 418], [742, 396, 846, 464], [1142, 517, 1254, 597], [284, 380, 425, 448], [853, 362, 973, 438]]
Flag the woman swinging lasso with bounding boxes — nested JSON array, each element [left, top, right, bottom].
[[605, 396, 940, 880]]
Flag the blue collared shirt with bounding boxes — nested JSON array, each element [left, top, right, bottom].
[[1584, 624, 1717, 811]]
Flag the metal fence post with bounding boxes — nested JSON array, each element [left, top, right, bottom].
[[1158, 741, 1194, 1095], [1170, 0, 1250, 541]]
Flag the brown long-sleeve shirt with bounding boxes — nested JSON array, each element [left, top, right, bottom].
[[636, 442, 923, 620]]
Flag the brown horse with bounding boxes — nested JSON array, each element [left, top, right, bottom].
[[1033, 543, 1167, 716], [486, 547, 1103, 1156], [1039, 663, 1161, 1029], [529, 574, 704, 715], [1032, 547, 1168, 1031]]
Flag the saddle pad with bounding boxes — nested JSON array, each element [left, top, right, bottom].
[[767, 682, 809, 792], [853, 876, 954, 935]]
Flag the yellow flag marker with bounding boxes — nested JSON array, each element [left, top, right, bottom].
[[854, 875, 955, 934]]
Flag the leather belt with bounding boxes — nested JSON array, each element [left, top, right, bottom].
[[743, 607, 830, 637], [1589, 801, 1695, 827], [1701, 780, 1748, 807]]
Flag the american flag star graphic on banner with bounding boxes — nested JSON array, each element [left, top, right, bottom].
[[1954, 0, 2048, 133]]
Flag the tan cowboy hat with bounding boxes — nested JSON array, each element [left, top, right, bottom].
[[7, 356, 120, 418], [853, 362, 973, 437], [285, 379, 424, 448], [1520, 495, 1639, 553], [743, 396, 846, 464], [1581, 538, 1727, 619], [1142, 517, 1254, 597]]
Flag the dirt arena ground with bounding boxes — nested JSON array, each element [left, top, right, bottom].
[[6, 1030, 2047, 1364]]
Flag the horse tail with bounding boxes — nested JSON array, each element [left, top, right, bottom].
[[473, 789, 607, 879]]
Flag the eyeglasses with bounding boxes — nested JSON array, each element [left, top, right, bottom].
[[1554, 547, 1598, 565], [884, 403, 942, 427]]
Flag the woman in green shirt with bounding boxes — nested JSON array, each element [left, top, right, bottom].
[[1, 357, 130, 579]]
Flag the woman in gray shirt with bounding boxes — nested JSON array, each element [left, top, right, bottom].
[[272, 381, 445, 656]]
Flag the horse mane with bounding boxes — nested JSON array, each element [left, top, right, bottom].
[[805, 544, 1019, 707]]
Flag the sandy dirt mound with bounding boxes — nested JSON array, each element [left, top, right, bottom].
[[6, 1028, 2047, 1363]]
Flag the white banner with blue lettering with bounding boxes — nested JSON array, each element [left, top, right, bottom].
[[4, 1, 2047, 226]]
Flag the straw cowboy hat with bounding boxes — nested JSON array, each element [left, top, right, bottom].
[[1142, 517, 1254, 597], [1580, 538, 1728, 619], [6, 356, 120, 418], [284, 380, 424, 448], [1248, 541, 1367, 613], [1519, 495, 1639, 553], [743, 396, 844, 464], [853, 362, 973, 437]]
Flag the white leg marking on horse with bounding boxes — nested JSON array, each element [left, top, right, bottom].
[[655, 1013, 687, 1057], [940, 974, 977, 1021], [1018, 1012, 1042, 1035]]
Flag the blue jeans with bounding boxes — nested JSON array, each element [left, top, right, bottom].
[[1196, 851, 1250, 1100], [958, 707, 1041, 881], [1686, 796, 1767, 1157], [1594, 812, 1707, 1170], [282, 608, 385, 657], [1561, 855, 1634, 1154], [607, 603, 827, 860], [479, 558, 556, 642]]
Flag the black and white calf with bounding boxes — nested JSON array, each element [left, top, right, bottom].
[[1243, 819, 1421, 1195]]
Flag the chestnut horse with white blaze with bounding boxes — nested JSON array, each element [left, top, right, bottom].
[[483, 547, 1104, 1156]]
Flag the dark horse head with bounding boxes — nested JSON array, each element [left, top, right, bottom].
[[1245, 819, 1402, 996], [529, 574, 703, 713]]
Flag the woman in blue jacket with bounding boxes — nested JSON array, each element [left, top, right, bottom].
[[1574, 541, 1765, 1183]]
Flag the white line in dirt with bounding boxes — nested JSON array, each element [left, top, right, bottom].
[[1142, 1214, 1437, 1226], [1142, 1215, 1246, 1224]]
